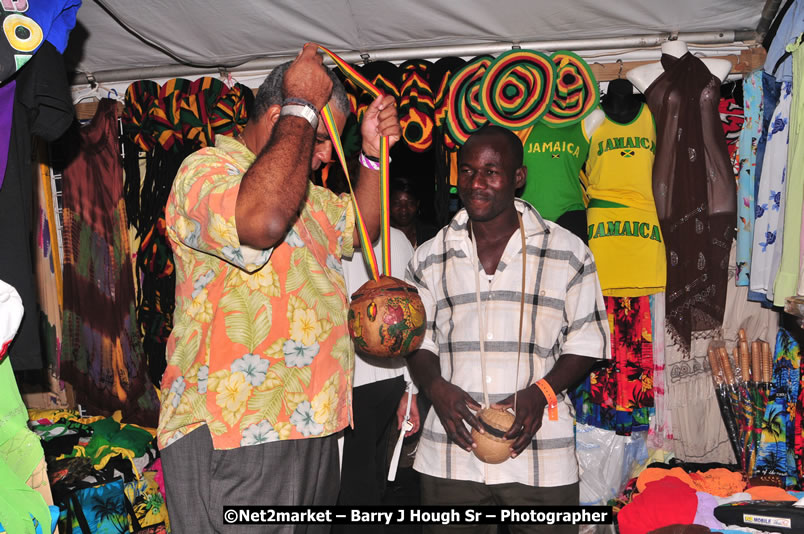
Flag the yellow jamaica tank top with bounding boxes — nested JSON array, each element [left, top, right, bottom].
[[586, 104, 666, 296]]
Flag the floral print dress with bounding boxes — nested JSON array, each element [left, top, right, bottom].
[[572, 295, 653, 435], [750, 81, 792, 299], [735, 70, 763, 286]]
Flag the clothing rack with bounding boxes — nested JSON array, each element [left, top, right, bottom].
[[71, 47, 767, 121]]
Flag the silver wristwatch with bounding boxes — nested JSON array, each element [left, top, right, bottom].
[[279, 104, 319, 131]]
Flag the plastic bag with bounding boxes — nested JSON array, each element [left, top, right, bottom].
[[576, 422, 648, 506]]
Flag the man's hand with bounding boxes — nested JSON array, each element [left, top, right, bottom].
[[428, 377, 482, 452], [283, 43, 333, 110], [396, 392, 420, 437], [353, 93, 401, 243], [361, 94, 401, 158], [493, 384, 547, 458]]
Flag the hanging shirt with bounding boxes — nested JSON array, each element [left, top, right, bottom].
[[0, 0, 81, 81], [718, 91, 744, 164], [764, 0, 804, 82], [750, 81, 792, 298], [585, 103, 666, 296], [735, 70, 763, 287], [772, 36, 804, 307], [0, 42, 73, 371], [518, 121, 590, 222]]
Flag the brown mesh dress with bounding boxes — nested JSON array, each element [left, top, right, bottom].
[[645, 53, 736, 354]]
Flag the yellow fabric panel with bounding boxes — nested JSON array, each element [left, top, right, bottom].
[[586, 205, 666, 296]]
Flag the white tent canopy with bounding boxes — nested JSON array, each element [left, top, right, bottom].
[[68, 0, 772, 87]]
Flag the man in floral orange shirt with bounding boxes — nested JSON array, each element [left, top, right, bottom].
[[157, 43, 401, 532]]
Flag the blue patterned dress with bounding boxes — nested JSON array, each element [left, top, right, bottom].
[[750, 81, 792, 298], [735, 71, 763, 286]]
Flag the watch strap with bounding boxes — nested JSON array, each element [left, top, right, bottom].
[[280, 103, 319, 130]]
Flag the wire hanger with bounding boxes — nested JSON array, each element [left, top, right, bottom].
[[72, 82, 124, 105], [218, 66, 236, 88]]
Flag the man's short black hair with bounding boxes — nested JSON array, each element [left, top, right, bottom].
[[459, 124, 524, 168]]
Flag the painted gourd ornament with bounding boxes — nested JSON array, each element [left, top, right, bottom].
[[471, 407, 516, 464], [347, 275, 426, 358]]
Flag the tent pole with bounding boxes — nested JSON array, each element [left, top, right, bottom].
[[755, 0, 784, 42], [75, 30, 756, 85]]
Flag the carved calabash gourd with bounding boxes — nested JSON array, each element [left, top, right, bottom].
[[471, 407, 516, 464], [347, 275, 426, 358]]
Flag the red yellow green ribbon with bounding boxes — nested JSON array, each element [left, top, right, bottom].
[[379, 136, 390, 275], [316, 45, 391, 281], [318, 45, 380, 99]]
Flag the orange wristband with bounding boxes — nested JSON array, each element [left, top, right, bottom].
[[535, 379, 559, 421]]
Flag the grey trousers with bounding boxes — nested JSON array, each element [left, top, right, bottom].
[[420, 474, 580, 534], [161, 426, 339, 533]]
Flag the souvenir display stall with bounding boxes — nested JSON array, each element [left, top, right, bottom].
[[3, 1, 804, 533]]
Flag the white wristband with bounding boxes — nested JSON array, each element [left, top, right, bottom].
[[358, 151, 380, 170], [280, 104, 319, 131]]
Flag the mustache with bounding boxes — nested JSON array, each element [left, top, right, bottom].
[[465, 192, 492, 202]]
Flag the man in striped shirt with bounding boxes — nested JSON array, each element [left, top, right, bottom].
[[405, 125, 611, 533]]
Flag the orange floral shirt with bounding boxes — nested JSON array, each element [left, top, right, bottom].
[[157, 135, 355, 450]]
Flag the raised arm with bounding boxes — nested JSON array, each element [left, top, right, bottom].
[[235, 44, 334, 250]]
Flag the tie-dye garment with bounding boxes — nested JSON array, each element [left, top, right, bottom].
[[60, 99, 159, 427]]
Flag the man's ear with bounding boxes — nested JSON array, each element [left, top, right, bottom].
[[265, 104, 281, 128], [514, 166, 527, 190], [252, 104, 281, 146]]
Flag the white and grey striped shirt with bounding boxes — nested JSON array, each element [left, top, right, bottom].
[[408, 199, 611, 487]]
